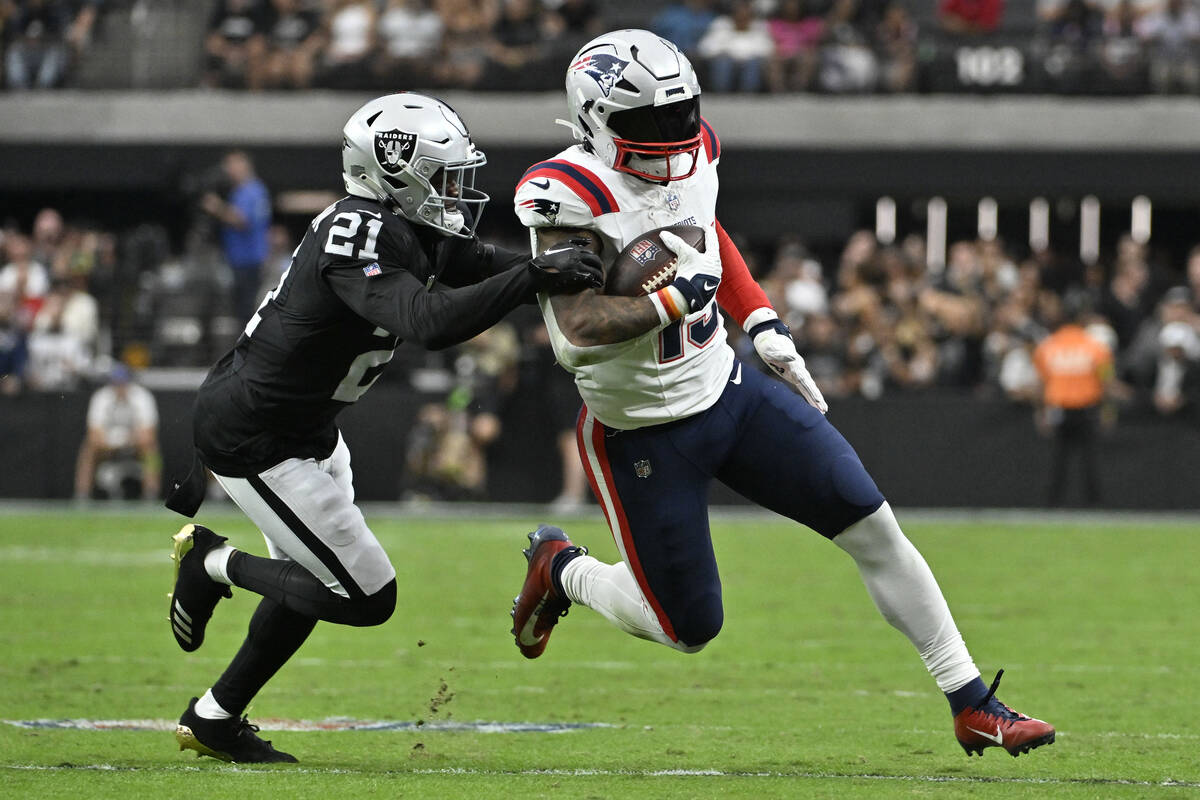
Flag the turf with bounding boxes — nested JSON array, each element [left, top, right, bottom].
[[1, 505, 1197, 798]]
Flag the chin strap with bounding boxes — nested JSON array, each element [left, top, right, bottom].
[[554, 118, 585, 141]]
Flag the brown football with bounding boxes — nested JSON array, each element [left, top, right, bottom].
[[604, 224, 707, 297]]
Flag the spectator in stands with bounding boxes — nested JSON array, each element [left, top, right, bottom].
[[698, 0, 774, 93], [1122, 284, 1195, 387], [204, 0, 269, 90], [0, 290, 27, 395], [318, 0, 376, 89], [1101, 250, 1151, 348], [261, 0, 325, 90], [31, 271, 97, 356], [375, 0, 443, 88], [1153, 319, 1200, 415], [542, 0, 604, 47], [1039, 0, 1104, 92], [873, 0, 919, 92], [1099, 0, 1147, 91], [430, 0, 496, 89], [817, 21, 880, 92], [30, 207, 64, 268], [74, 363, 161, 500], [3, 0, 75, 89], [404, 324, 517, 500], [766, 0, 825, 92], [797, 311, 852, 398], [939, 0, 1006, 34], [652, 0, 719, 58], [1137, 0, 1200, 93], [201, 150, 272, 325], [483, 0, 556, 90], [1033, 296, 1113, 505], [0, 233, 49, 330]]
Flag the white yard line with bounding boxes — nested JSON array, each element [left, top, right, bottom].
[[1, 762, 1197, 788]]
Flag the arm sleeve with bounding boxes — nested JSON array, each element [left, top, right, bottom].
[[713, 219, 772, 328], [323, 247, 539, 351], [436, 237, 528, 288]]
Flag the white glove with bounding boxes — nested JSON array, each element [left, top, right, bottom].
[[747, 309, 828, 414], [657, 227, 722, 316]]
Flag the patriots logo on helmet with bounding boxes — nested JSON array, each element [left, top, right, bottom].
[[629, 240, 661, 266], [571, 53, 629, 98], [519, 197, 561, 224], [374, 129, 418, 175]]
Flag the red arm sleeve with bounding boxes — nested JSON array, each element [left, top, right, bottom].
[[714, 219, 772, 328]]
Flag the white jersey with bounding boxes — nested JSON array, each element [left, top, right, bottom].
[[514, 126, 733, 430]]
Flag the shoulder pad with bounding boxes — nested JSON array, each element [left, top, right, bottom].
[[700, 117, 720, 164], [515, 159, 620, 227]]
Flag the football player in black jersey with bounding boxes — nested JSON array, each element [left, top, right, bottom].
[[163, 92, 602, 763]]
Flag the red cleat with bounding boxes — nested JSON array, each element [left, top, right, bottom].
[[510, 525, 578, 659], [954, 670, 1056, 757]]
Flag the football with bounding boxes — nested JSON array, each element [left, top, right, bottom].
[[604, 224, 707, 297]]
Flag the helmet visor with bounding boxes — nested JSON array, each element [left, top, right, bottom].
[[607, 98, 700, 145]]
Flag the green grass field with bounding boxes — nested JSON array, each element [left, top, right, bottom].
[[1, 505, 1198, 799]]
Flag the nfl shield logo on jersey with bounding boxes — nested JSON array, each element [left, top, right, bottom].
[[374, 129, 417, 174], [363, 262, 382, 277], [633, 459, 652, 478], [667, 192, 681, 212]]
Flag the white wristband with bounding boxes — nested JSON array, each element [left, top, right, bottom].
[[742, 306, 779, 334]]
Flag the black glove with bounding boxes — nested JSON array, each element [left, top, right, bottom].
[[528, 239, 604, 293]]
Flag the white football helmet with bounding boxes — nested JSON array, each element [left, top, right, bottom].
[[563, 29, 702, 182], [342, 92, 488, 237]]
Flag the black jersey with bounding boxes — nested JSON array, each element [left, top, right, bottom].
[[193, 195, 535, 476]]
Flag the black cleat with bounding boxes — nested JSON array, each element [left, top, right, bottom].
[[175, 697, 297, 763], [168, 524, 232, 652]]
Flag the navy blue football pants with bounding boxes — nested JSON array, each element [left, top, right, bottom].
[[576, 358, 885, 647]]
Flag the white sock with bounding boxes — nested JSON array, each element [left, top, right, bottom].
[[193, 688, 233, 720], [834, 503, 980, 693], [203, 545, 235, 586], [559, 554, 695, 651]]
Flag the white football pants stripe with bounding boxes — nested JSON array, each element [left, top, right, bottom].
[[213, 434, 396, 599]]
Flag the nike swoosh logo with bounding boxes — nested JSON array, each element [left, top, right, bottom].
[[530, 179, 551, 190], [702, 281, 718, 292], [543, 245, 576, 257], [966, 725, 1004, 745], [731, 363, 742, 385], [360, 209, 382, 219]]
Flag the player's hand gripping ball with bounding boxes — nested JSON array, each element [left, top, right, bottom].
[[604, 224, 707, 297]]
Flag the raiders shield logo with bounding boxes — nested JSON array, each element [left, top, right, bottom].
[[374, 129, 417, 175]]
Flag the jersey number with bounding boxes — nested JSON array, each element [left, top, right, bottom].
[[659, 305, 721, 363], [325, 212, 382, 259], [332, 328, 395, 403]]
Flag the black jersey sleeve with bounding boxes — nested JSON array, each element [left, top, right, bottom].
[[436, 237, 530, 288], [322, 219, 539, 351]]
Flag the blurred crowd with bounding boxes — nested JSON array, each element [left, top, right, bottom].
[[739, 227, 1200, 419], [6, 0, 1200, 95]]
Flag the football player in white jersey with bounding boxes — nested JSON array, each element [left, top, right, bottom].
[[509, 29, 1055, 758]]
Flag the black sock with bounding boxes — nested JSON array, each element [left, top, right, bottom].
[[550, 546, 587, 597], [211, 597, 316, 717], [946, 676, 989, 716]]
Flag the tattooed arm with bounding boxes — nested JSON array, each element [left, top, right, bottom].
[[537, 228, 665, 347]]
